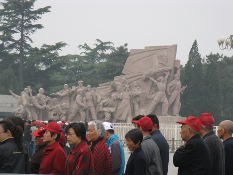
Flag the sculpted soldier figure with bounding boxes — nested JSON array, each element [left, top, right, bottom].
[[147, 71, 170, 115], [130, 81, 142, 116], [68, 89, 87, 122], [51, 84, 70, 107], [9, 90, 25, 117], [167, 74, 187, 115], [98, 93, 118, 121], [21, 87, 34, 119], [33, 88, 50, 120], [85, 85, 97, 120]]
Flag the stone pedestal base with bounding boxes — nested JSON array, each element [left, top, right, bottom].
[[157, 115, 186, 125]]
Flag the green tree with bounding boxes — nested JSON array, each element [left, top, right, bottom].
[[180, 40, 205, 116], [0, 0, 50, 89], [98, 43, 129, 83], [25, 42, 67, 94], [203, 53, 222, 123], [218, 56, 233, 120]]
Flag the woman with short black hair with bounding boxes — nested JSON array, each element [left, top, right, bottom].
[[65, 122, 95, 175]]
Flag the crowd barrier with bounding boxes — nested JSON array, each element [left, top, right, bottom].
[[112, 123, 219, 151]]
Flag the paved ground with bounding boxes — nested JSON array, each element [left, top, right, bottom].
[[125, 148, 178, 175]]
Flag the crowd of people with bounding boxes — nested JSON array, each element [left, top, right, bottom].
[[0, 113, 232, 175]]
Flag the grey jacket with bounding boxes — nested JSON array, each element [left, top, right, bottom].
[[141, 135, 163, 175]]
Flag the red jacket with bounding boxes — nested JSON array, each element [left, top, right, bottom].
[[65, 140, 95, 175], [39, 141, 66, 174], [91, 138, 113, 175]]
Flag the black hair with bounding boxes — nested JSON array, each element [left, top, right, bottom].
[[147, 114, 160, 129], [50, 131, 61, 142], [0, 119, 23, 150], [106, 129, 114, 134], [7, 116, 25, 131], [125, 128, 143, 145], [132, 115, 144, 122], [65, 122, 87, 140]]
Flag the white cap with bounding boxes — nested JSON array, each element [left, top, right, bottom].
[[102, 122, 114, 131]]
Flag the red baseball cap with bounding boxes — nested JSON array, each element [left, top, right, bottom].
[[177, 116, 202, 132], [44, 122, 62, 135], [134, 116, 153, 131], [32, 121, 46, 127], [199, 112, 214, 127], [31, 127, 45, 137]]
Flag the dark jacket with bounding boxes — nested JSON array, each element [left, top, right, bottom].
[[173, 134, 212, 175], [39, 141, 66, 174], [125, 146, 146, 175], [30, 145, 46, 174], [223, 137, 233, 175], [65, 140, 95, 175], [0, 138, 27, 173], [203, 131, 225, 175], [151, 130, 169, 175]]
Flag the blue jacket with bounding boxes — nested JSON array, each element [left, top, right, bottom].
[[107, 134, 125, 175], [151, 130, 169, 175]]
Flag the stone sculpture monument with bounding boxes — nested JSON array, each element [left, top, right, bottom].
[[11, 45, 186, 123]]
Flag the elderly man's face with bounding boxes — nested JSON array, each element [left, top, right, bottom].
[[217, 125, 225, 139], [180, 124, 191, 142], [86, 124, 99, 142]]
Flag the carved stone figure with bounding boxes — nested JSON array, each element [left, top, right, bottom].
[[33, 88, 50, 120], [9, 90, 25, 117], [70, 80, 85, 103], [97, 93, 118, 121], [113, 82, 132, 123], [146, 71, 170, 115], [51, 84, 70, 107], [85, 85, 97, 120], [167, 74, 187, 115], [68, 89, 87, 122], [130, 81, 142, 116], [21, 87, 34, 119]]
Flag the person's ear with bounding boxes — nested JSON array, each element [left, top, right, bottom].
[[52, 133, 57, 140]]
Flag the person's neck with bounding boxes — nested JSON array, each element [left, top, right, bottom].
[[200, 130, 208, 137], [0, 137, 14, 142], [142, 131, 150, 137], [222, 134, 232, 142], [47, 140, 55, 146]]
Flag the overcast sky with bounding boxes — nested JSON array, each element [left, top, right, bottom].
[[30, 0, 233, 65]]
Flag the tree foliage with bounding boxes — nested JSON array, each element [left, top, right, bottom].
[[180, 40, 206, 116], [0, 0, 51, 89]]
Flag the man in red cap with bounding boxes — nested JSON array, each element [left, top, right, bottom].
[[199, 112, 225, 175], [39, 121, 66, 174], [173, 116, 212, 175], [134, 116, 163, 175], [30, 127, 46, 174]]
